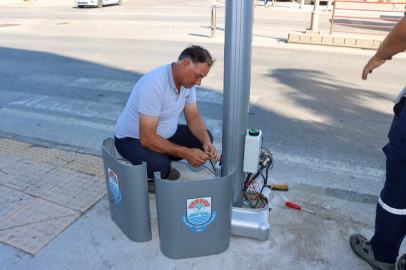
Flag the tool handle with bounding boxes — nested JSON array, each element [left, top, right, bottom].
[[268, 185, 289, 191], [286, 202, 301, 210]]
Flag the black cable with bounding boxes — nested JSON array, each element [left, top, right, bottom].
[[203, 164, 216, 176], [209, 160, 215, 171], [261, 162, 271, 193], [243, 173, 252, 192]]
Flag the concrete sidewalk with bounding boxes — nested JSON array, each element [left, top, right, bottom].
[[1, 133, 405, 269]]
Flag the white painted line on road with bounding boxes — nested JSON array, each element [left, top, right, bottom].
[[9, 95, 123, 120], [0, 108, 115, 132], [277, 153, 385, 181], [196, 88, 259, 106], [18, 74, 135, 93]]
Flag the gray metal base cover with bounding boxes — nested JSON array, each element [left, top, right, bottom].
[[101, 137, 152, 242], [154, 168, 235, 259], [230, 187, 271, 241]]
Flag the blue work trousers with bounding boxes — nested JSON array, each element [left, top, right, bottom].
[[371, 97, 406, 266], [114, 124, 213, 179]]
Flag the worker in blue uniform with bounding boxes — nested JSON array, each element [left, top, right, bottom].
[[349, 16, 406, 270]]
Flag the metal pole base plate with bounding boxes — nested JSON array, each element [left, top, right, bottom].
[[231, 187, 271, 241]]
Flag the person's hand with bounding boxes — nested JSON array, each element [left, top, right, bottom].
[[185, 148, 211, 167], [362, 55, 389, 80], [202, 142, 219, 163]]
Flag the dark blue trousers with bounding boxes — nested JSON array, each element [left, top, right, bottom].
[[114, 124, 213, 179], [371, 97, 406, 266]]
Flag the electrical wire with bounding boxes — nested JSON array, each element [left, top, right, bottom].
[[242, 147, 274, 209], [203, 164, 216, 176], [209, 160, 215, 171]]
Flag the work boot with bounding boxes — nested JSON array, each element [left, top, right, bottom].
[[147, 168, 180, 193], [350, 234, 396, 270], [148, 179, 155, 193], [397, 253, 406, 270], [164, 168, 180, 181]]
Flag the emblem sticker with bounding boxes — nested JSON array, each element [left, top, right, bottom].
[[108, 168, 122, 205], [182, 197, 216, 232]]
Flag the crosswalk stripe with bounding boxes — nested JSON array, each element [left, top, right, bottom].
[[9, 95, 124, 120], [17, 74, 258, 106], [0, 107, 115, 132], [196, 88, 259, 106], [18, 74, 135, 93]]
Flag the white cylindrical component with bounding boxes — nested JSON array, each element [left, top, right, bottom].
[[310, 0, 320, 31], [327, 0, 333, 11], [243, 129, 262, 173]]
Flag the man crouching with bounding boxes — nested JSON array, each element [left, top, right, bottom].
[[114, 45, 219, 192]]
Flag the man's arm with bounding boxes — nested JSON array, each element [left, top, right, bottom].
[[139, 113, 210, 167], [184, 102, 219, 162], [363, 16, 406, 80]]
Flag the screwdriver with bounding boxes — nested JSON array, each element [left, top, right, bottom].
[[285, 202, 316, 214], [267, 185, 289, 191]]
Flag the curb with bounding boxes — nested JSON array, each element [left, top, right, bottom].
[[287, 31, 384, 50], [0, 131, 102, 156]]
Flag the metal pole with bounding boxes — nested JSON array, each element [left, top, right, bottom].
[[300, 0, 304, 9], [310, 0, 320, 31], [327, 0, 332, 11], [222, 0, 254, 207], [329, 0, 337, 34], [211, 5, 216, 38]]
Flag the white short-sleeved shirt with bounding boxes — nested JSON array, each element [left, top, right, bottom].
[[115, 63, 196, 139]]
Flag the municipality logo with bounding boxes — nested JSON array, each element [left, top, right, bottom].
[[182, 197, 216, 232], [108, 168, 122, 205]]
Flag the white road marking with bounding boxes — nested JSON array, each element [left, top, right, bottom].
[[0, 107, 115, 131], [18, 74, 135, 93], [9, 95, 123, 120]]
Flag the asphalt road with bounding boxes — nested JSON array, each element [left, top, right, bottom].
[[0, 0, 405, 200]]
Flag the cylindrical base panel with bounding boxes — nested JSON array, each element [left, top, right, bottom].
[[101, 137, 152, 242], [155, 168, 235, 259]]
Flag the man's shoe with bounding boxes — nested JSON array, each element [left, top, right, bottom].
[[397, 253, 406, 270], [148, 179, 155, 193], [164, 168, 180, 181], [349, 234, 396, 270]]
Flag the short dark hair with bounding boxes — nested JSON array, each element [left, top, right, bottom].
[[178, 45, 215, 68]]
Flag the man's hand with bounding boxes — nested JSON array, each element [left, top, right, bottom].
[[202, 142, 219, 163], [362, 56, 389, 80], [185, 148, 212, 167]]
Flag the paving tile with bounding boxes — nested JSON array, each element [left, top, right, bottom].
[[0, 198, 80, 254], [0, 138, 32, 156], [0, 186, 34, 223], [46, 151, 80, 167], [12, 146, 66, 164], [23, 167, 77, 197], [0, 155, 23, 170], [0, 159, 55, 192], [0, 169, 16, 186], [63, 153, 104, 178], [0, 153, 6, 160], [0, 156, 23, 184], [41, 173, 106, 212]]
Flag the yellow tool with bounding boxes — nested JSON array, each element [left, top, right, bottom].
[[267, 185, 289, 191]]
